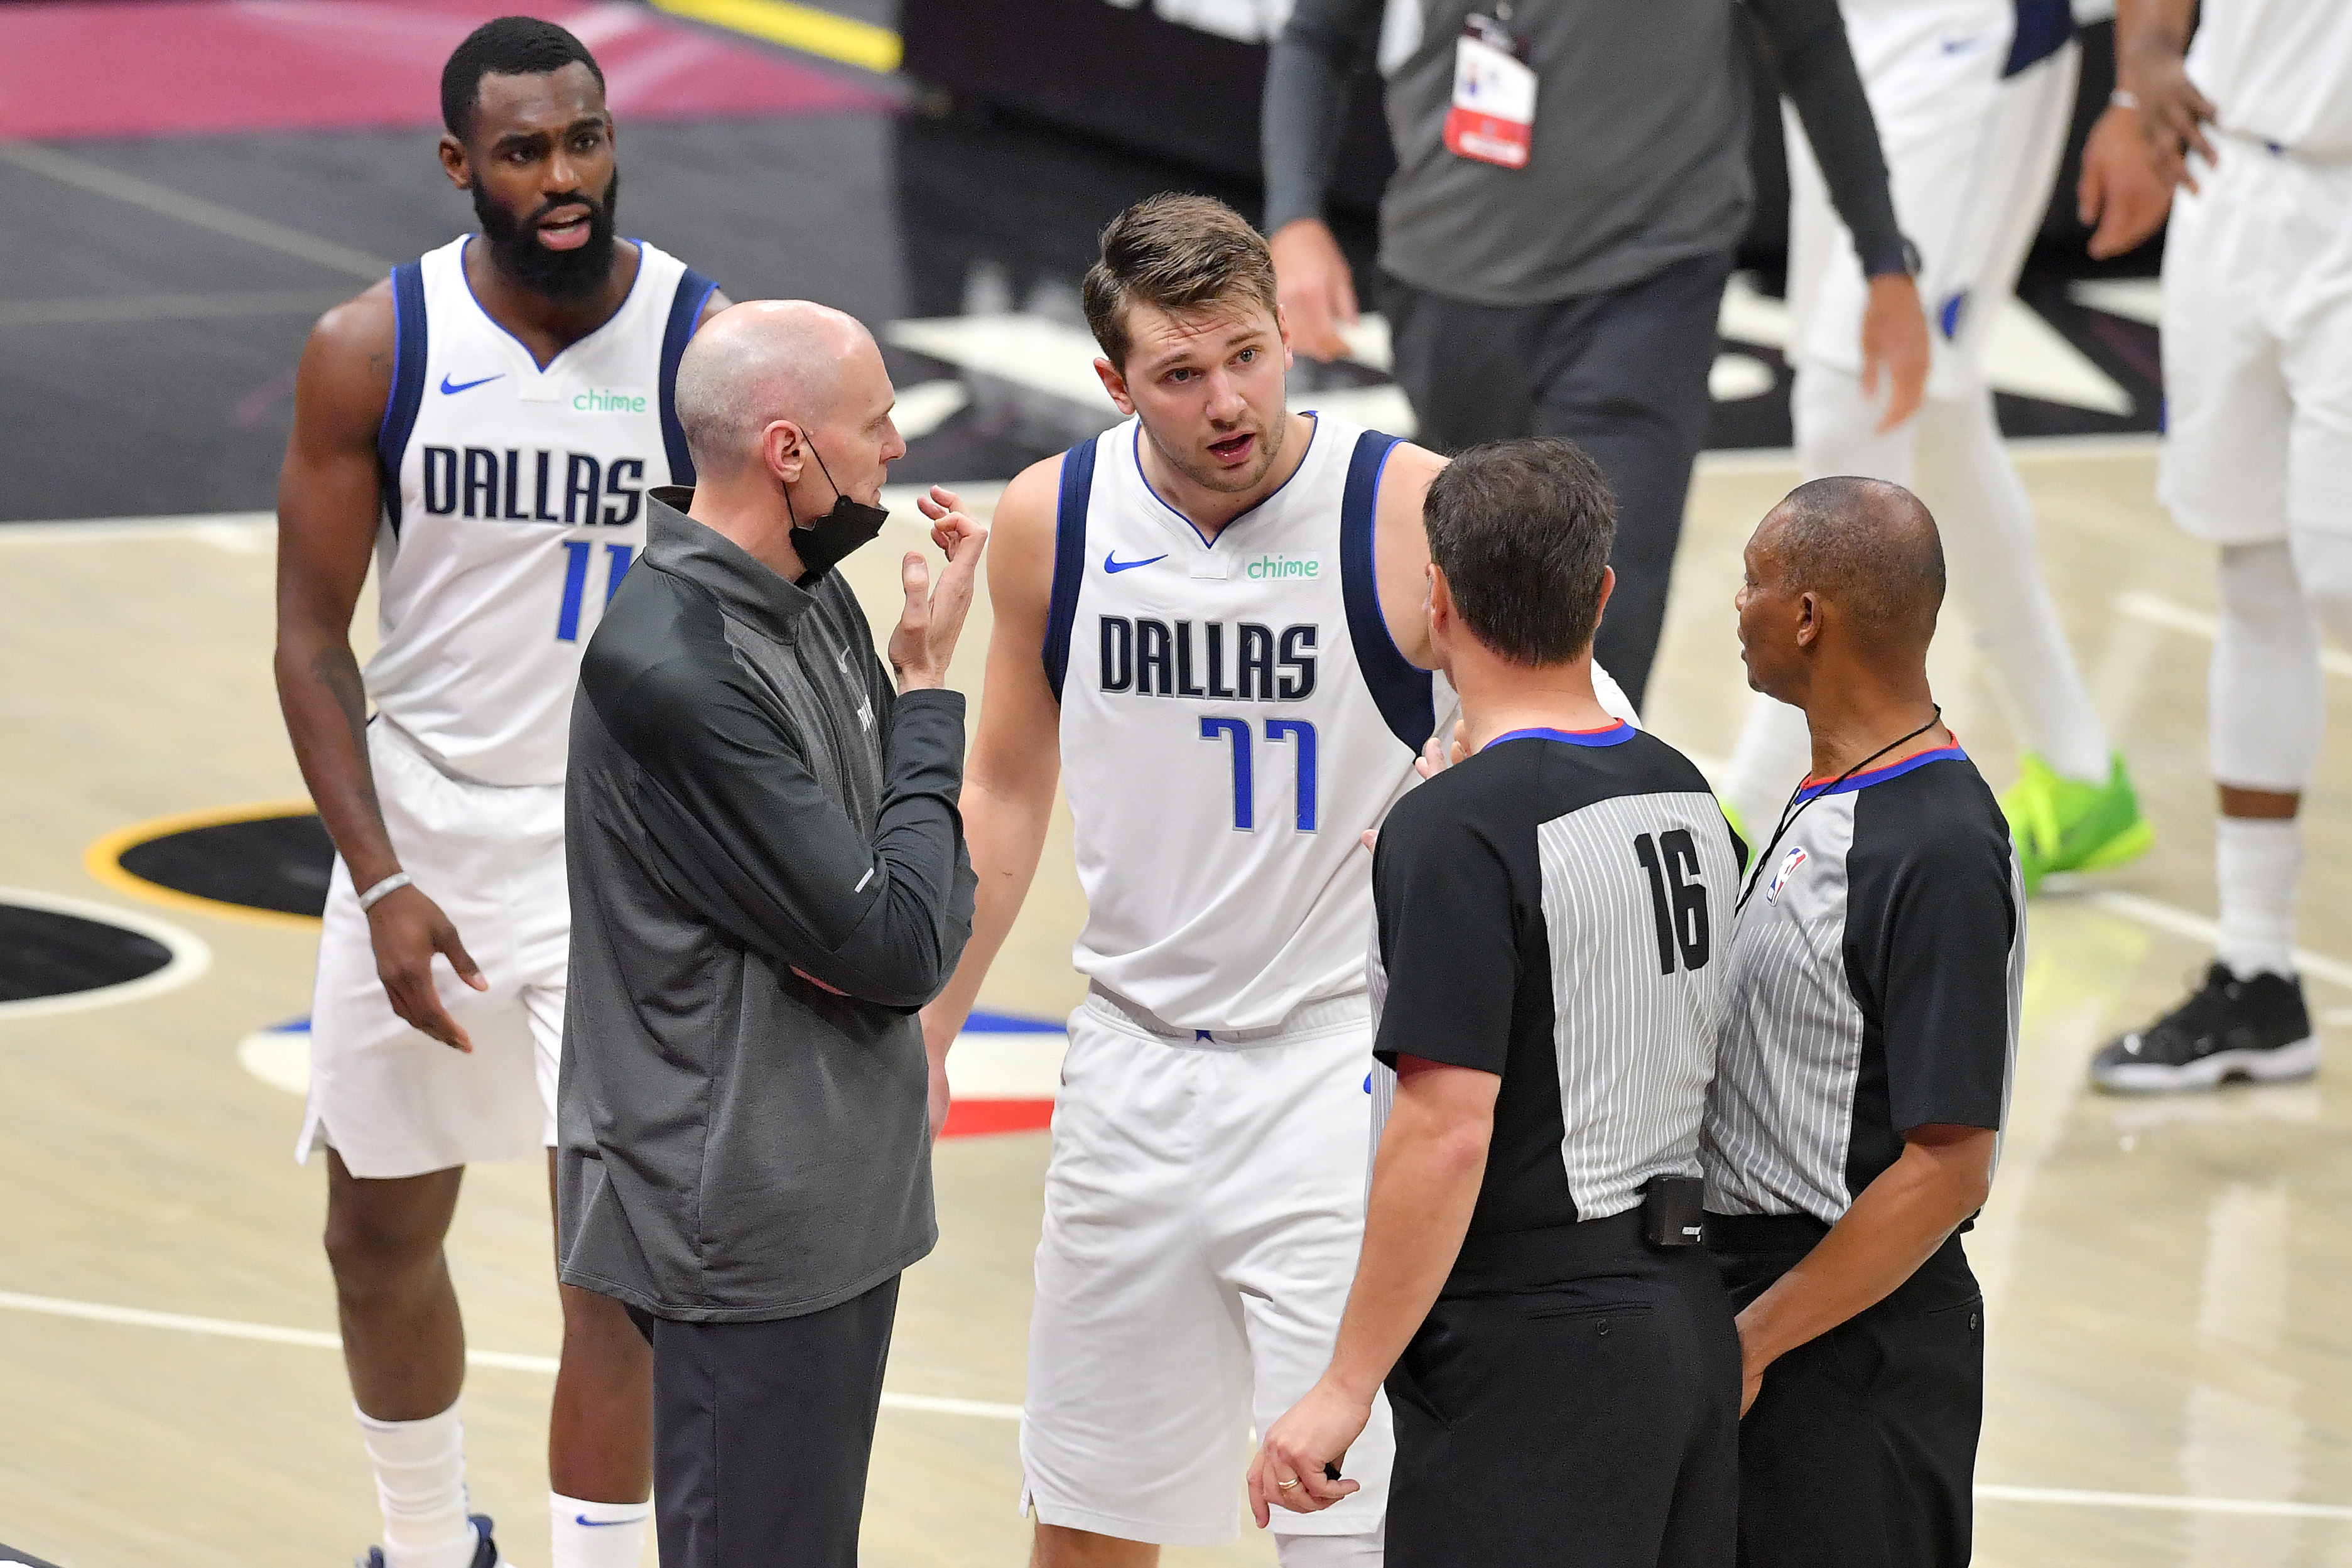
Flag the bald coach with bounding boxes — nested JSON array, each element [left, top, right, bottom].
[[1701, 477, 2022, 1568], [556, 300, 985, 1567]]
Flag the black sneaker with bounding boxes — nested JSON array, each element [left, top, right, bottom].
[[356, 1514, 497, 1568], [2091, 963, 2317, 1093]]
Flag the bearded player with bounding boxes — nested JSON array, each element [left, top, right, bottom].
[[920, 194, 1632, 1567], [274, 19, 725, 1567]]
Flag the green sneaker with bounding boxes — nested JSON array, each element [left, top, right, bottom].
[[1721, 798, 1753, 872], [2000, 752, 2154, 895]]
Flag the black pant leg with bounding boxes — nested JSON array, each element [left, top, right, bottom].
[[1383, 274, 1537, 452], [1386, 1254, 1737, 1568], [1526, 251, 1735, 711], [1731, 1243, 1984, 1568], [643, 1275, 902, 1568]]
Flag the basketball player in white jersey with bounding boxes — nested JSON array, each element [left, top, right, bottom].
[[1722, 0, 2152, 892], [919, 195, 1633, 1567], [273, 20, 725, 1567], [2073, 0, 2351, 1089]]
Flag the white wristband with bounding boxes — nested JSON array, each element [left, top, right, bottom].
[[356, 872, 413, 912], [2110, 89, 2140, 111]]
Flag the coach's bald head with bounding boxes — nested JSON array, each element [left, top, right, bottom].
[[673, 300, 906, 578], [1737, 477, 1944, 705]]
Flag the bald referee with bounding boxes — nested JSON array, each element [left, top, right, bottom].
[[1704, 477, 2020, 1568], [1250, 438, 1742, 1567]]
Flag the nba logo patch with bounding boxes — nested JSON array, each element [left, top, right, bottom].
[[1767, 846, 1808, 904]]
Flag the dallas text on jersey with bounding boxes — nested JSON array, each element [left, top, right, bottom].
[[1096, 617, 1317, 701]]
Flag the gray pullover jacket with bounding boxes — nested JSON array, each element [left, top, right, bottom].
[[1267, 0, 1908, 307], [558, 489, 974, 1322]]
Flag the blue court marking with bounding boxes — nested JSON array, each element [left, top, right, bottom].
[[965, 1010, 1064, 1033]]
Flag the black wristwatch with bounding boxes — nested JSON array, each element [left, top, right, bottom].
[[1863, 236, 1924, 279]]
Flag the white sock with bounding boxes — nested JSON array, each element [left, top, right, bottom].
[[356, 1400, 477, 1568], [1276, 1520, 1385, 1567], [552, 1491, 653, 1568], [2215, 817, 2301, 980], [1724, 695, 1814, 851]]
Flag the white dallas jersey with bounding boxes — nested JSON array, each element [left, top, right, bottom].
[[2187, 0, 2352, 154], [1047, 413, 1444, 1032], [369, 235, 717, 786]]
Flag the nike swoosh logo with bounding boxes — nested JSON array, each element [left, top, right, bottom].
[[1103, 551, 1168, 574], [440, 372, 504, 394], [1939, 36, 1980, 52], [574, 1515, 645, 1528]]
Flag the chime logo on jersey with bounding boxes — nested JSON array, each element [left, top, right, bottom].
[[1766, 845, 1807, 904]]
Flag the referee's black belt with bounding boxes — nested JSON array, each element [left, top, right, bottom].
[[1448, 1211, 1663, 1290], [1704, 1213, 1832, 1253]]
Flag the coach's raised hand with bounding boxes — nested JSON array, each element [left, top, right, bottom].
[[892, 486, 989, 691]]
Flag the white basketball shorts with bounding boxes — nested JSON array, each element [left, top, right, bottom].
[[2159, 136, 2352, 544], [1788, 0, 2076, 401], [296, 720, 568, 1180], [1021, 990, 1393, 1547]]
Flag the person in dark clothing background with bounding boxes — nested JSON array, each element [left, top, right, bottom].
[[1263, 0, 1932, 708], [557, 300, 985, 1567]]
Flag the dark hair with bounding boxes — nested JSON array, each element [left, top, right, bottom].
[[1082, 194, 1281, 370], [1767, 476, 1945, 645], [441, 16, 605, 143], [1424, 439, 1617, 665]]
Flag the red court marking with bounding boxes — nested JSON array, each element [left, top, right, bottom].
[[940, 1098, 1056, 1139], [0, 0, 892, 143]]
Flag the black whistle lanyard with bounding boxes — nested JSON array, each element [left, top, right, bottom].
[[1736, 706, 1943, 913]]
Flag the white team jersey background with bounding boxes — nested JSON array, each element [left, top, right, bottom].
[[2186, 0, 2352, 154], [1057, 412, 1441, 1032], [370, 235, 696, 786]]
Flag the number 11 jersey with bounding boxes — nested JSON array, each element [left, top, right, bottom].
[[1043, 413, 1442, 1033], [370, 234, 717, 786]]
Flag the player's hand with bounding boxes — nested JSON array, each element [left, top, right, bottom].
[[892, 490, 989, 691], [1270, 219, 1358, 364], [2078, 105, 2175, 259], [1248, 1379, 1368, 1525], [366, 883, 485, 1052], [2123, 41, 2218, 193], [1859, 274, 1929, 435], [1414, 719, 1470, 780]]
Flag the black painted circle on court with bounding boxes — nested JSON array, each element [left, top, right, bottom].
[[115, 812, 335, 919], [0, 903, 172, 1004]]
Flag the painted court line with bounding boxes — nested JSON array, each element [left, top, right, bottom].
[[0, 1288, 1022, 1422], [2117, 589, 2352, 680], [2082, 890, 2352, 992], [4, 1287, 2348, 1517], [0, 142, 386, 281]]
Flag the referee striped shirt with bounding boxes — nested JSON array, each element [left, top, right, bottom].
[[1702, 746, 2024, 1224], [1369, 723, 1741, 1233]]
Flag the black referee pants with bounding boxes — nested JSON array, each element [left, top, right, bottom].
[[1383, 1213, 1740, 1567], [1385, 249, 1734, 713], [1711, 1218, 1985, 1568], [627, 1275, 899, 1568]]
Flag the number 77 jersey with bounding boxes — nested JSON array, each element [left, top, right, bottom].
[[1043, 414, 1444, 1034]]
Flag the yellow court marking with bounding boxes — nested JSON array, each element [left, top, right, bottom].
[[649, 0, 904, 73], [84, 799, 323, 929]]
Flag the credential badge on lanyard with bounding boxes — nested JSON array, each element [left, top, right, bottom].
[[1444, 10, 1537, 170]]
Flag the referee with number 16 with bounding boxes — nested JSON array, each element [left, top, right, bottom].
[[1250, 438, 1743, 1567]]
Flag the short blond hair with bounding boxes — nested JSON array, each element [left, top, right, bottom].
[[1081, 193, 1280, 371]]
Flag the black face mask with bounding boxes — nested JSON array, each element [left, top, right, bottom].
[[472, 167, 620, 303], [785, 438, 887, 583]]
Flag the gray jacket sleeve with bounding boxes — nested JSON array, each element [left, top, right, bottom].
[[609, 660, 974, 1011], [1745, 0, 1910, 275], [1262, 0, 1385, 235]]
